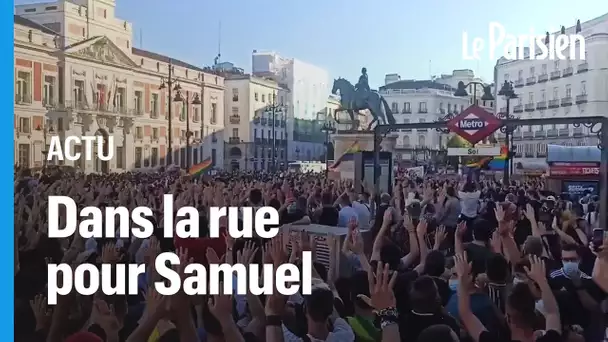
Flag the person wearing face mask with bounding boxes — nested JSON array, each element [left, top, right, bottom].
[[458, 254, 562, 342], [549, 243, 606, 338]]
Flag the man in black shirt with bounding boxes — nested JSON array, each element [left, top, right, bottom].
[[398, 275, 461, 342]]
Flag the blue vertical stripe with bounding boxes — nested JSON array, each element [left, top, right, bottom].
[[2, 0, 15, 340]]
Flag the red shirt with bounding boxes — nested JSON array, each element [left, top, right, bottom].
[[173, 227, 227, 264]]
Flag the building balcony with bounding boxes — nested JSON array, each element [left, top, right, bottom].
[[512, 131, 522, 140], [577, 63, 589, 73], [229, 115, 240, 124], [134, 107, 144, 116], [548, 99, 560, 108], [15, 93, 32, 104], [576, 94, 588, 104], [562, 67, 573, 77], [261, 118, 268, 125], [513, 104, 523, 113], [42, 98, 57, 108], [514, 79, 524, 88], [418, 109, 428, 113], [523, 131, 534, 139], [547, 129, 558, 137], [439, 108, 445, 114], [418, 127, 428, 132], [558, 128, 570, 136], [537, 151, 547, 158], [253, 117, 260, 124], [561, 97, 572, 106], [280, 121, 286, 128], [538, 74, 548, 83], [536, 101, 547, 110], [573, 126, 583, 136], [526, 76, 536, 85], [525, 103, 535, 112], [534, 130, 546, 139], [228, 137, 240, 144], [550, 71, 561, 80]]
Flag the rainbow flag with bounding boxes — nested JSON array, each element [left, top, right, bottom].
[[329, 141, 361, 169], [188, 158, 213, 176], [466, 146, 508, 169]]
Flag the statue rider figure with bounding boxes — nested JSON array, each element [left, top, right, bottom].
[[354, 67, 370, 108]]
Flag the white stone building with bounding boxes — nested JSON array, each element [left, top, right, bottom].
[[494, 14, 608, 164], [252, 50, 330, 161], [223, 71, 288, 171], [14, 0, 225, 172], [378, 79, 470, 162]]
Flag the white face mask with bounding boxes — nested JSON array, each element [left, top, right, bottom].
[[513, 277, 526, 285]]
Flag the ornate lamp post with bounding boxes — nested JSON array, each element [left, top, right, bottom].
[[321, 120, 336, 176], [173, 89, 201, 172], [36, 123, 54, 167], [454, 81, 494, 105], [266, 93, 284, 172], [158, 61, 181, 166], [498, 80, 518, 184]]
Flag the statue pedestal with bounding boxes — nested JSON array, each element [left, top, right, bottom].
[[330, 131, 398, 182], [332, 131, 398, 158]]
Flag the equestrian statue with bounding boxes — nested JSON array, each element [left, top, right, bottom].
[[331, 67, 396, 131]]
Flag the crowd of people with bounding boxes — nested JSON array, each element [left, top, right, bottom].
[[13, 165, 608, 342]]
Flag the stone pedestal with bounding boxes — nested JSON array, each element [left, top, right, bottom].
[[332, 131, 398, 158]]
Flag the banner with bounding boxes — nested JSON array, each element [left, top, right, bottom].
[[562, 180, 598, 195]]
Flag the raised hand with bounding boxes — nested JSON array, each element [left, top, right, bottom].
[[454, 253, 471, 283], [29, 294, 51, 331], [357, 262, 398, 310], [494, 204, 505, 222], [524, 255, 548, 286]]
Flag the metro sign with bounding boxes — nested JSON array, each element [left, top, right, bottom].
[[446, 105, 503, 145]]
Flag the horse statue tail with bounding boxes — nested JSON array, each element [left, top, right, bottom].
[[380, 96, 396, 125]]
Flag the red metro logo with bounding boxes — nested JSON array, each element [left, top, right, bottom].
[[446, 105, 503, 145]]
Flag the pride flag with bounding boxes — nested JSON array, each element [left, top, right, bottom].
[[188, 157, 213, 176], [466, 146, 508, 169]]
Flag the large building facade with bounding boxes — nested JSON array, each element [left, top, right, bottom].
[[14, 0, 225, 172], [252, 51, 330, 161], [223, 71, 288, 171], [494, 14, 608, 164], [378, 79, 470, 162]]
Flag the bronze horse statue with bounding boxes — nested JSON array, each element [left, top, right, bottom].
[[331, 78, 396, 130]]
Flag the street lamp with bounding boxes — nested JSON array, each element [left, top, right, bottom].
[[265, 93, 284, 172], [321, 120, 336, 176], [36, 123, 54, 167], [158, 61, 181, 166], [454, 81, 494, 105], [173, 89, 201, 172], [498, 80, 518, 185], [240, 140, 250, 171]]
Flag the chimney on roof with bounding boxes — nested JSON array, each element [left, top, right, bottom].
[[384, 73, 401, 85], [576, 20, 581, 33]]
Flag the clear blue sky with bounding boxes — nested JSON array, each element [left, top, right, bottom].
[[16, 0, 608, 87]]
